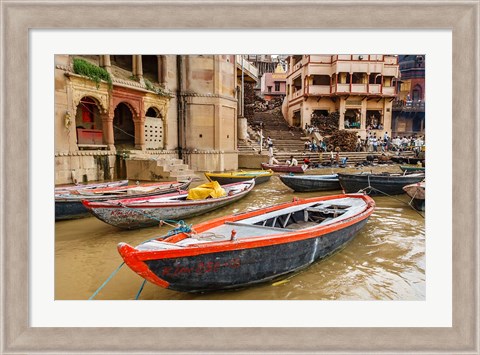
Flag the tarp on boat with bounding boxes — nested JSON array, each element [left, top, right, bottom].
[[187, 181, 226, 200]]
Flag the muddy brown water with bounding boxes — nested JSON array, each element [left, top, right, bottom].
[[55, 165, 425, 300]]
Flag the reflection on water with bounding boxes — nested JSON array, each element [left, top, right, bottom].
[[55, 166, 425, 300]]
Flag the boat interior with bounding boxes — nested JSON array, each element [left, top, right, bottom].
[[136, 197, 366, 251]]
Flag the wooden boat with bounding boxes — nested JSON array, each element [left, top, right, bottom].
[[205, 170, 273, 185], [117, 193, 375, 292], [83, 180, 255, 229], [55, 179, 192, 221], [55, 180, 128, 194], [337, 172, 425, 195], [390, 156, 424, 165], [279, 174, 341, 192], [400, 165, 425, 173], [261, 163, 306, 173], [403, 181, 425, 211]]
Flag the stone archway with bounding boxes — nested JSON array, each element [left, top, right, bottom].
[[144, 106, 164, 149], [113, 102, 136, 149], [75, 96, 105, 147]]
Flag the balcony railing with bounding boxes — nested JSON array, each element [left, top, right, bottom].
[[292, 89, 303, 99], [369, 84, 381, 94], [308, 55, 333, 64], [351, 83, 367, 93], [307, 85, 331, 95], [393, 100, 425, 111], [382, 87, 395, 96], [236, 55, 258, 80]]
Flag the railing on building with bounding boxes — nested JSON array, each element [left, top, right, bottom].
[[392, 100, 425, 111], [236, 55, 259, 80], [307, 85, 331, 95]]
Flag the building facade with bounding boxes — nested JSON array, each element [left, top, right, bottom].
[[283, 55, 400, 139], [55, 55, 255, 184], [392, 55, 425, 137], [260, 63, 287, 101]]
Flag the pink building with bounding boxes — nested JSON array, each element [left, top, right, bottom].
[[260, 63, 286, 101]]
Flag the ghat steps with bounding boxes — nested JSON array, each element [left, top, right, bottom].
[[124, 150, 196, 181], [239, 109, 308, 152]]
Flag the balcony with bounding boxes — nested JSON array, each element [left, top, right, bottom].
[[308, 55, 332, 64], [307, 85, 331, 95], [236, 55, 258, 81], [382, 87, 396, 96], [393, 100, 425, 112], [369, 84, 381, 94], [292, 89, 303, 99], [335, 83, 350, 93], [351, 83, 367, 93]]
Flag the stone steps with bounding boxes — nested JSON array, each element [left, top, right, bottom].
[[123, 150, 196, 181], [269, 151, 416, 165]]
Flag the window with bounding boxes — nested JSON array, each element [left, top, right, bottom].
[[275, 82, 280, 91]]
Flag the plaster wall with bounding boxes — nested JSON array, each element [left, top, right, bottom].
[[186, 151, 238, 171]]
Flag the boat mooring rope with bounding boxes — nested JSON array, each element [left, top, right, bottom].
[[360, 182, 425, 219], [88, 262, 125, 300], [135, 279, 147, 300]]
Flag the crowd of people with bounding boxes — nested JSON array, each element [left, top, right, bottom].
[[359, 132, 425, 156], [303, 138, 327, 153]]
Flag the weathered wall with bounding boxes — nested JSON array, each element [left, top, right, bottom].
[[55, 152, 116, 184], [185, 151, 238, 172]]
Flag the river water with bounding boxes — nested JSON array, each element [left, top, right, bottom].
[[55, 165, 425, 301]]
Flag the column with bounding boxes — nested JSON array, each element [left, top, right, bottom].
[[136, 55, 144, 83], [158, 55, 167, 87], [339, 98, 346, 130], [134, 116, 146, 150], [103, 112, 115, 150], [102, 55, 112, 74], [360, 99, 367, 136]]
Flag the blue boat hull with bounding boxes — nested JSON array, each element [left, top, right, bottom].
[[144, 218, 368, 292], [279, 175, 341, 192]]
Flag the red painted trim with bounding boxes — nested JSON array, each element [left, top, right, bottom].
[[120, 194, 375, 264], [117, 243, 170, 288]]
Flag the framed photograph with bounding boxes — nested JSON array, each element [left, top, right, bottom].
[[2, 1, 478, 353]]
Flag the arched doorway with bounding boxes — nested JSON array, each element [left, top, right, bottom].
[[113, 102, 135, 149], [144, 106, 164, 149], [75, 96, 104, 147]]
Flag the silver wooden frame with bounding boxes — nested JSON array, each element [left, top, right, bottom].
[[1, 1, 478, 353]]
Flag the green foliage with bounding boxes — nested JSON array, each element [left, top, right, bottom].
[[144, 78, 174, 97], [73, 58, 112, 89]]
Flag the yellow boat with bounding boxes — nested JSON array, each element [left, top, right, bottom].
[[205, 170, 273, 185]]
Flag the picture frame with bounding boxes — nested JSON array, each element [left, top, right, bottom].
[[1, 0, 478, 353]]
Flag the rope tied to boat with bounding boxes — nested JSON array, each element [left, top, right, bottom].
[[357, 183, 425, 219], [88, 262, 125, 300]]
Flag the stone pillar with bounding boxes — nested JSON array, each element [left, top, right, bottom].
[[103, 55, 112, 74], [104, 112, 115, 150], [339, 98, 346, 130], [160, 55, 167, 87], [237, 116, 248, 140], [132, 55, 137, 77], [136, 55, 144, 83], [134, 116, 146, 150], [361, 99, 367, 131]]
